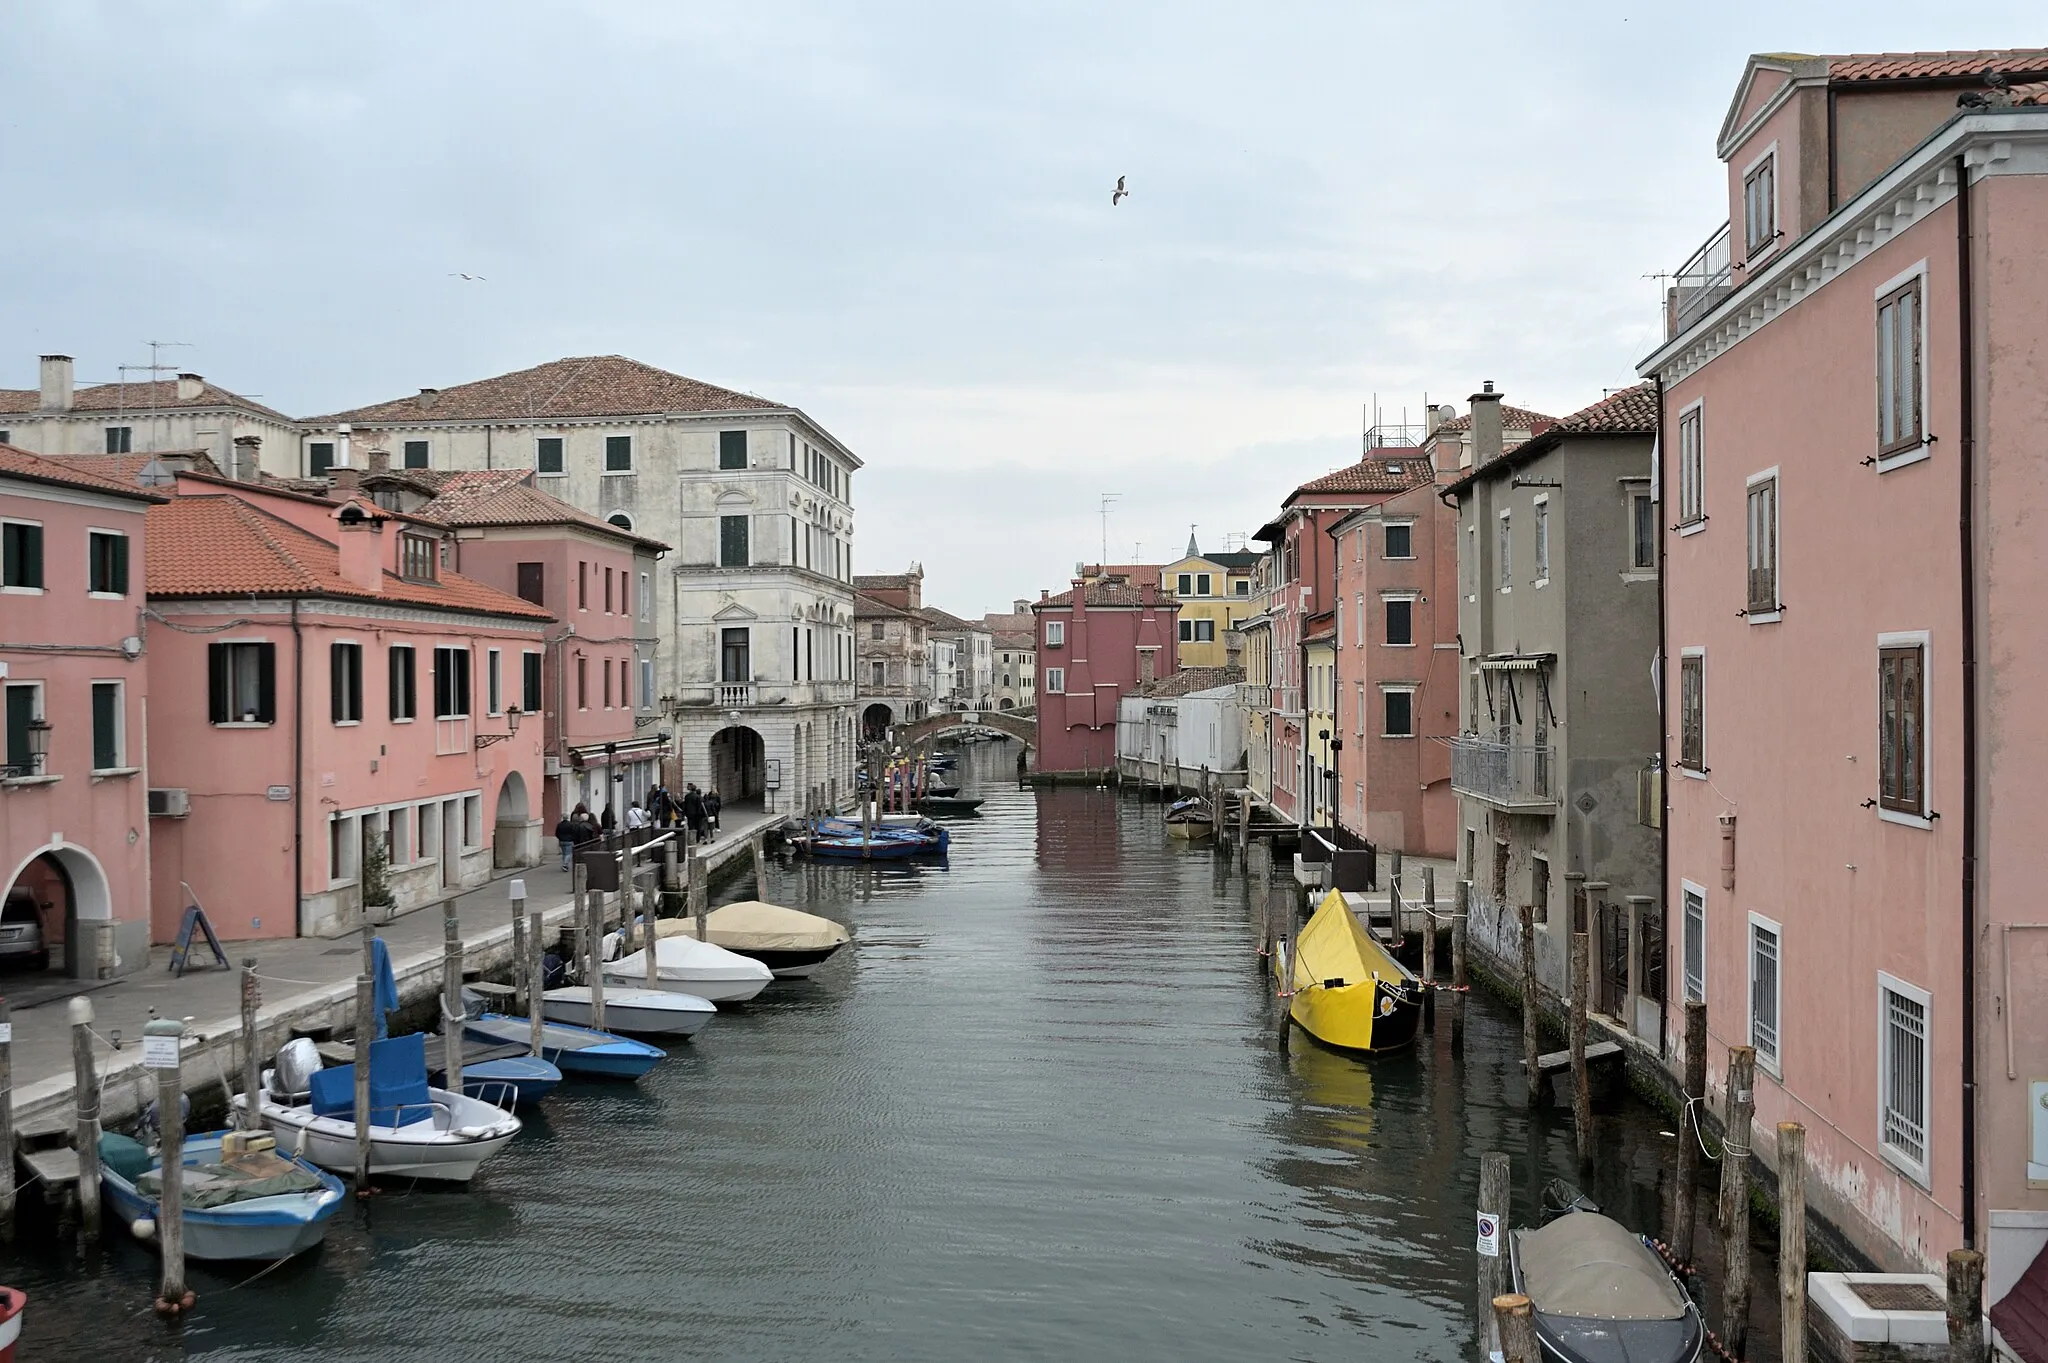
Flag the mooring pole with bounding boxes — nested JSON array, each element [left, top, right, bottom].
[[1268, 880, 1291, 1053], [1421, 867, 1438, 1029], [1946, 1248, 1985, 1363], [582, 861, 606, 1034], [1570, 928, 1592, 1163], [1452, 880, 1470, 1050], [71, 996, 101, 1240], [1492, 1294, 1540, 1363], [442, 913, 466, 1100], [752, 833, 769, 901], [1519, 902, 1543, 1108], [1672, 998, 1708, 1265], [144, 1017, 191, 1317], [510, 879, 528, 1017], [239, 959, 262, 1130], [527, 910, 546, 1059], [353, 971, 373, 1190], [1720, 1045, 1757, 1359], [1779, 1121, 1808, 1363], [1477, 1152, 1511, 1358], [0, 998, 13, 1241]]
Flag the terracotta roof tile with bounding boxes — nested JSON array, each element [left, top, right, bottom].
[[1991, 1238, 2048, 1363], [146, 494, 553, 620], [312, 355, 781, 424], [1546, 382, 1660, 435], [0, 378, 292, 422], [1826, 49, 2048, 81], [854, 573, 913, 591], [1292, 455, 1437, 496], [0, 444, 169, 502], [992, 629, 1035, 650], [1434, 404, 1556, 434], [2014, 80, 2048, 105], [917, 606, 982, 632], [396, 471, 670, 551], [854, 593, 917, 619], [1034, 582, 1172, 609], [1139, 665, 1242, 698]]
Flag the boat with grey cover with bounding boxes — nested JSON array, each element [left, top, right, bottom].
[[1508, 1207, 1705, 1363]]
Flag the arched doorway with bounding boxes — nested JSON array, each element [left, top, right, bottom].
[[3, 844, 112, 979], [998, 697, 1015, 711], [494, 769, 536, 868], [708, 726, 766, 805], [861, 702, 893, 743]]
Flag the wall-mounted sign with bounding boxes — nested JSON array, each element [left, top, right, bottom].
[[266, 785, 292, 801], [764, 759, 781, 791]]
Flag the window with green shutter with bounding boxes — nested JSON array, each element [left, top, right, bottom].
[[605, 435, 633, 471], [403, 440, 430, 469], [307, 442, 335, 478], [536, 436, 564, 474], [5, 684, 40, 775], [88, 531, 128, 595], [719, 431, 748, 469], [720, 515, 749, 568], [92, 682, 121, 769], [2, 521, 44, 589], [522, 652, 542, 714]]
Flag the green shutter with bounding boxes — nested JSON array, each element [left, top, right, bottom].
[[111, 534, 129, 595], [92, 684, 119, 769], [5, 686, 33, 773], [719, 431, 747, 469], [4, 524, 42, 589], [208, 643, 229, 723], [255, 643, 277, 724]]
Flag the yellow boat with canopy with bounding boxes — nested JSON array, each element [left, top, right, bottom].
[[1275, 889, 1423, 1053]]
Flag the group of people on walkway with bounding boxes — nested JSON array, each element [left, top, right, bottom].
[[553, 784, 724, 872]]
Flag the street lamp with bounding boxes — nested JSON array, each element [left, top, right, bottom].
[[474, 705, 522, 749]]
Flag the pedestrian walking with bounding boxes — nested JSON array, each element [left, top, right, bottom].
[[682, 784, 707, 845], [555, 814, 578, 872], [705, 788, 723, 839], [600, 804, 617, 834], [626, 800, 649, 831]]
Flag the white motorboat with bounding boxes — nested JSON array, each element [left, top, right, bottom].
[[603, 933, 773, 1004], [541, 985, 717, 1038], [235, 1036, 520, 1184], [660, 901, 851, 979]]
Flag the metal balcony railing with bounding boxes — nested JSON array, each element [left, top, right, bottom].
[[1449, 737, 1557, 810], [1666, 222, 1732, 338]]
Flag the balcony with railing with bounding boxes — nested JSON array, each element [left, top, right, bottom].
[[1448, 737, 1557, 811], [1237, 683, 1270, 711], [1665, 222, 1732, 339], [669, 680, 858, 711]]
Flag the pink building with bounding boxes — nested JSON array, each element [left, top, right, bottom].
[[141, 474, 551, 940], [1641, 52, 2048, 1287], [1326, 468, 1461, 857], [353, 465, 670, 827], [1031, 580, 1178, 775], [1, 447, 161, 978]]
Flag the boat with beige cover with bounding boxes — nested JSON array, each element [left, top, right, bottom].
[[659, 900, 852, 978]]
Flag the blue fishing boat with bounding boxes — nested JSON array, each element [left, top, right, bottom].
[[796, 817, 949, 859], [99, 1130, 345, 1262], [462, 1012, 665, 1080]]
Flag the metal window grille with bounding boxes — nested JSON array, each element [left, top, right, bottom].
[[1881, 985, 1927, 1167], [1683, 889, 1705, 1003], [1750, 923, 1779, 1065]]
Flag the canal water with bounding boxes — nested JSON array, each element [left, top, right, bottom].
[[6, 741, 1779, 1362]]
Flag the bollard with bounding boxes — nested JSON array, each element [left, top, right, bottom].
[[1780, 1122, 1807, 1363], [442, 914, 466, 1100], [1946, 1248, 1985, 1363], [1452, 880, 1470, 1050], [1672, 999, 1707, 1265], [510, 879, 528, 1017], [1477, 1153, 1511, 1358], [752, 834, 769, 900], [527, 910, 546, 1059], [0, 998, 12, 1241], [143, 1017, 193, 1316], [1519, 903, 1543, 1108], [1267, 881, 1291, 1054], [353, 972, 373, 1191], [1720, 1045, 1757, 1359], [663, 841, 681, 916], [70, 996, 101, 1241], [239, 960, 262, 1131], [689, 857, 708, 934], [1492, 1293, 1540, 1363], [581, 863, 607, 1034], [1570, 930, 1592, 1163]]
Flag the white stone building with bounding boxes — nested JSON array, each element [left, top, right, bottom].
[[1, 354, 299, 480], [307, 356, 861, 817]]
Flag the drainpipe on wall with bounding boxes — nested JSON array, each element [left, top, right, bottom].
[[1653, 375, 1671, 1061], [1953, 151, 1980, 1250], [291, 598, 304, 939]]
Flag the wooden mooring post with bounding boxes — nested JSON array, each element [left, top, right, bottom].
[[71, 996, 101, 1240], [752, 833, 769, 900], [1719, 1045, 1758, 1359], [1519, 903, 1542, 1107], [1477, 1152, 1510, 1358], [442, 913, 466, 1099], [510, 879, 528, 1016], [239, 960, 261, 1130], [1268, 879, 1291, 1053], [1672, 998, 1707, 1265], [1451, 880, 1469, 1049], [1947, 1248, 1985, 1363], [1779, 1121, 1807, 1363], [1569, 927, 1592, 1162], [1492, 1293, 1540, 1363], [1421, 867, 1437, 1029], [527, 910, 546, 1059], [143, 1016, 193, 1316], [580, 861, 606, 1034], [0, 998, 12, 1241], [353, 970, 373, 1191]]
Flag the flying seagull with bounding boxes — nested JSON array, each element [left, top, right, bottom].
[[449, 272, 487, 281], [1112, 175, 1128, 206]]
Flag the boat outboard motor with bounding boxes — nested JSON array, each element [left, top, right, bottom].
[[270, 1037, 323, 1102]]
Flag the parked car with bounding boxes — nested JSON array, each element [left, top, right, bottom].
[[0, 889, 49, 972]]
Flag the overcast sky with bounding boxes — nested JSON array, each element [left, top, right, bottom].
[[10, 3, 2039, 617]]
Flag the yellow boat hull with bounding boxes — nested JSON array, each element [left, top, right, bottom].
[[1274, 890, 1423, 1054]]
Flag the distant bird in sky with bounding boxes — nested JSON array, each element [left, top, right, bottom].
[[449, 272, 486, 281], [1112, 175, 1128, 206]]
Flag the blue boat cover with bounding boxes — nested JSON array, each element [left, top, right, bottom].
[[307, 1032, 433, 1125], [370, 936, 399, 1039]]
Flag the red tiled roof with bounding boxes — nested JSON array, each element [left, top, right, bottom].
[[1034, 582, 1174, 609], [1991, 1237, 2048, 1363], [1292, 455, 1437, 496], [0, 378, 292, 423], [917, 605, 982, 632], [1434, 404, 1556, 434], [312, 355, 781, 424], [42, 451, 225, 483], [1140, 666, 1243, 698], [1546, 382, 1660, 436], [2015, 80, 2048, 105], [391, 469, 670, 551], [1826, 49, 2048, 81], [0, 444, 168, 503], [146, 494, 553, 620], [854, 573, 915, 591], [992, 629, 1034, 650]]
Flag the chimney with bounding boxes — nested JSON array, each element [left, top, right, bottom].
[[333, 502, 384, 593], [1139, 650, 1155, 684], [366, 447, 389, 475], [332, 467, 361, 497], [1070, 577, 1087, 617], [1039, 589, 1049, 602], [231, 435, 261, 482], [1469, 381, 1504, 469], [1139, 580, 1157, 606], [335, 423, 353, 470], [416, 388, 438, 413], [175, 372, 203, 402], [38, 355, 73, 412]]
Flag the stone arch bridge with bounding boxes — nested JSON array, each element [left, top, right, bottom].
[[894, 709, 1036, 751]]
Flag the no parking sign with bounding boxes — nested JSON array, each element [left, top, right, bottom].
[[1476, 1211, 1502, 1257]]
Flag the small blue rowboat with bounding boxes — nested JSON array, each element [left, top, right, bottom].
[[426, 1036, 562, 1108], [99, 1130, 345, 1262], [462, 1012, 665, 1080]]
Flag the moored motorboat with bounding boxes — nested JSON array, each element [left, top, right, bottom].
[[462, 1011, 665, 1079], [795, 817, 949, 859], [1275, 889, 1422, 1053], [604, 933, 773, 1004], [428, 1037, 562, 1108], [236, 1035, 520, 1183], [662, 901, 851, 978], [1509, 1202, 1706, 1363], [1165, 796, 1215, 840], [0, 1285, 23, 1362], [541, 985, 717, 1037], [916, 795, 984, 816], [98, 1130, 344, 1261]]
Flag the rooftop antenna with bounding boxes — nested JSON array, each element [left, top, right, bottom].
[[1098, 492, 1120, 568], [117, 341, 195, 453]]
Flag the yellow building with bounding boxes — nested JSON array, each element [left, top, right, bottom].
[[1303, 613, 1338, 829], [1163, 535, 1259, 669]]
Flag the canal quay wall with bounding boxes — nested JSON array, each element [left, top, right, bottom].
[[3, 816, 776, 1143]]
